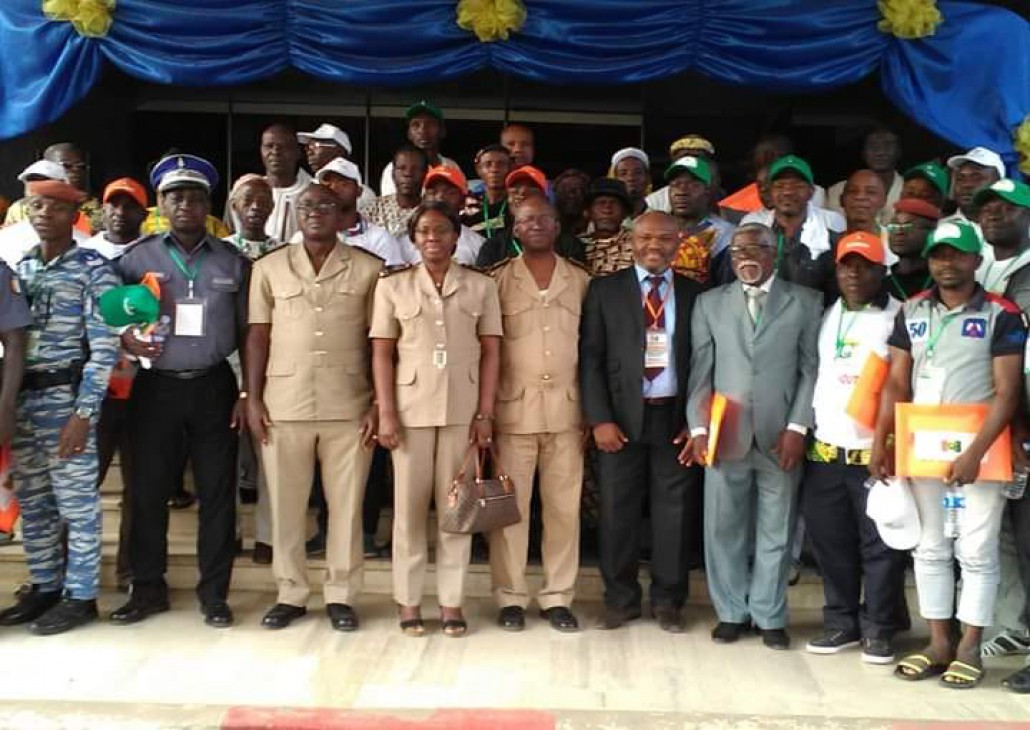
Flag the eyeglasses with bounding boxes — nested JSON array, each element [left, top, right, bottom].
[[884, 222, 913, 233], [297, 202, 339, 216]]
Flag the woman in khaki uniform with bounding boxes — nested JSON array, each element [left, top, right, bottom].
[[371, 201, 502, 637]]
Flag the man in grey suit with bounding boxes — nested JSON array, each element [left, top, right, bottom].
[[683, 222, 821, 649]]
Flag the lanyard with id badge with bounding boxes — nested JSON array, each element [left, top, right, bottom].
[[167, 246, 207, 337], [914, 308, 960, 405], [643, 278, 672, 372]]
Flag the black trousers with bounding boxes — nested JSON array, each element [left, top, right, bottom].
[[801, 459, 908, 640], [1008, 489, 1030, 630], [127, 362, 238, 605], [596, 402, 700, 611]]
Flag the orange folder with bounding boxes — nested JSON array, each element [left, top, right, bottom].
[[706, 393, 728, 464], [895, 403, 1012, 481], [846, 352, 889, 430]]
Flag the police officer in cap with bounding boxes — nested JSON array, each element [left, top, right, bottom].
[[110, 154, 250, 628]]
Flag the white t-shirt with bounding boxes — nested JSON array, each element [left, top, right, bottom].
[[288, 216, 404, 266], [0, 220, 89, 267], [398, 225, 484, 266], [379, 154, 460, 197], [812, 297, 901, 449], [826, 172, 904, 216], [81, 232, 133, 260], [266, 168, 313, 243]]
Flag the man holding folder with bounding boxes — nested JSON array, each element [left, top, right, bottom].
[[871, 220, 1027, 689], [801, 232, 908, 664]]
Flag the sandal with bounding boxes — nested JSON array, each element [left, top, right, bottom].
[[894, 653, 949, 681], [441, 618, 468, 638], [940, 659, 985, 689], [399, 617, 425, 637]]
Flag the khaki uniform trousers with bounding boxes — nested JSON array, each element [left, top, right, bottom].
[[489, 430, 583, 610], [260, 420, 372, 606], [391, 424, 471, 607]]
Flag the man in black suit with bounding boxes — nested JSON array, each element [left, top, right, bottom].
[[580, 211, 703, 632]]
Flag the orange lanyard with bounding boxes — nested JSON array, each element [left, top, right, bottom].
[[642, 276, 672, 327]]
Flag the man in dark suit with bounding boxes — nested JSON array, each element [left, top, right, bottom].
[[580, 211, 703, 632], [685, 222, 821, 650]]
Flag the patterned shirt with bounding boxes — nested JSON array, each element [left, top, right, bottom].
[[582, 230, 634, 277], [15, 244, 121, 413], [360, 194, 417, 239], [223, 234, 282, 261], [671, 217, 735, 285]]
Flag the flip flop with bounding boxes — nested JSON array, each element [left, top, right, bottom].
[[894, 652, 949, 681], [940, 659, 985, 690]]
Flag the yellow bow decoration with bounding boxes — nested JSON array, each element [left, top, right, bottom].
[[42, 0, 115, 39], [1015, 116, 1030, 176], [877, 0, 942, 39], [456, 0, 526, 43]]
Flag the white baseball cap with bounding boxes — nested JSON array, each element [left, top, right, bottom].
[[315, 157, 363, 190], [865, 477, 921, 550], [610, 147, 650, 170], [17, 159, 69, 183], [297, 124, 352, 156], [946, 146, 1006, 179]]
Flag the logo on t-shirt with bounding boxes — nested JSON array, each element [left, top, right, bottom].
[[961, 318, 986, 339], [907, 319, 928, 341]]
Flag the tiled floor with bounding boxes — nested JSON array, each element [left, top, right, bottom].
[[0, 592, 1026, 728]]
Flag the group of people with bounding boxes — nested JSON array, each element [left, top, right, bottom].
[[0, 100, 1029, 696]]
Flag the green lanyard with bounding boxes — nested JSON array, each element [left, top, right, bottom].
[[510, 237, 523, 257], [774, 231, 785, 272], [482, 199, 507, 240], [888, 273, 932, 300], [167, 245, 207, 297], [925, 307, 962, 359], [834, 303, 867, 359]]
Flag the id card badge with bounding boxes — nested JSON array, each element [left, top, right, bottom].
[[433, 348, 448, 369], [174, 297, 207, 337], [914, 365, 946, 405], [644, 328, 670, 370]]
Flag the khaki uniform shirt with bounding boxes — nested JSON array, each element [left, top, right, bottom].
[[370, 263, 503, 428], [249, 242, 382, 422], [490, 256, 590, 434]]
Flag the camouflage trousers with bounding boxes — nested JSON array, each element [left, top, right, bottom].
[[11, 384, 102, 600]]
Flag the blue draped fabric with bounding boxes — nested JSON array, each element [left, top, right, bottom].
[[0, 0, 1027, 175]]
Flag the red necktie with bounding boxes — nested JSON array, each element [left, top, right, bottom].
[[644, 275, 665, 381]]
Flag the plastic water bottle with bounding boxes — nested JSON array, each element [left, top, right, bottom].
[[137, 315, 171, 370], [1003, 470, 1029, 500], [942, 485, 965, 538]]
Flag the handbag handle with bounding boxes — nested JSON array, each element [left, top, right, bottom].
[[451, 442, 512, 495]]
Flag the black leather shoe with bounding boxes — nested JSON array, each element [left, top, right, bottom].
[[202, 602, 234, 628], [326, 603, 359, 632], [541, 606, 580, 633], [594, 606, 642, 631], [252, 542, 273, 565], [711, 621, 750, 644], [305, 535, 326, 558], [761, 628, 791, 650], [1003, 664, 1030, 694], [0, 587, 61, 626], [261, 603, 306, 629], [653, 605, 686, 634], [110, 589, 170, 626], [29, 598, 97, 636], [498, 606, 525, 632]]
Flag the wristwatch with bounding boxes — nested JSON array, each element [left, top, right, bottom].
[[75, 406, 93, 420]]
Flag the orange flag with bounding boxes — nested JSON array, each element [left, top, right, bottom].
[[0, 445, 18, 534], [846, 352, 890, 430]]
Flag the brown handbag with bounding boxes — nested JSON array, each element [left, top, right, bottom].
[[439, 444, 521, 535]]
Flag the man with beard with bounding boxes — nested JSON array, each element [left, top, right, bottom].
[[262, 123, 311, 243], [944, 147, 1005, 234], [685, 222, 821, 649], [380, 101, 459, 196], [828, 128, 904, 214]]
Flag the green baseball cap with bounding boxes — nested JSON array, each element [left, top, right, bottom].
[[922, 220, 983, 257], [973, 178, 1030, 208], [768, 154, 814, 185], [404, 100, 444, 122], [664, 155, 711, 186], [99, 285, 160, 327], [903, 161, 949, 198]]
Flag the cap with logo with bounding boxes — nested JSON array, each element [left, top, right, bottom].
[[505, 165, 548, 192], [835, 231, 886, 264], [17, 159, 69, 184], [405, 100, 444, 122], [768, 155, 814, 185], [903, 161, 949, 198], [98, 284, 161, 328], [865, 478, 921, 551], [424, 165, 468, 196], [664, 155, 711, 186], [149, 154, 218, 193], [297, 124, 352, 156], [315, 157, 364, 189], [922, 220, 983, 257], [946, 146, 1006, 179], [103, 178, 148, 208], [973, 178, 1030, 209]]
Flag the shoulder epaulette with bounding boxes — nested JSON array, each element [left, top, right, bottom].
[[486, 257, 513, 274], [254, 245, 290, 263], [380, 263, 415, 278], [459, 262, 489, 276], [351, 247, 385, 264]]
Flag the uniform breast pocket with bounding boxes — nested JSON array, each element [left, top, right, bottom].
[[501, 299, 535, 339], [329, 282, 365, 322], [396, 301, 423, 338], [271, 284, 305, 321], [456, 298, 483, 330], [556, 294, 582, 334]]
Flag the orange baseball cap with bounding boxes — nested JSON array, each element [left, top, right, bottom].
[[836, 231, 885, 264], [103, 177, 148, 208], [423, 165, 468, 196], [505, 165, 547, 191]]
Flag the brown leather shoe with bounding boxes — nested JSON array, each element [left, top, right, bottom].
[[594, 606, 641, 630], [653, 605, 686, 633]]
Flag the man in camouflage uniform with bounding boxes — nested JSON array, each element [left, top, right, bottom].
[[0, 178, 120, 635]]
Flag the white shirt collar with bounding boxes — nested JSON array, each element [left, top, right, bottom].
[[742, 274, 775, 294], [634, 264, 672, 284]]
